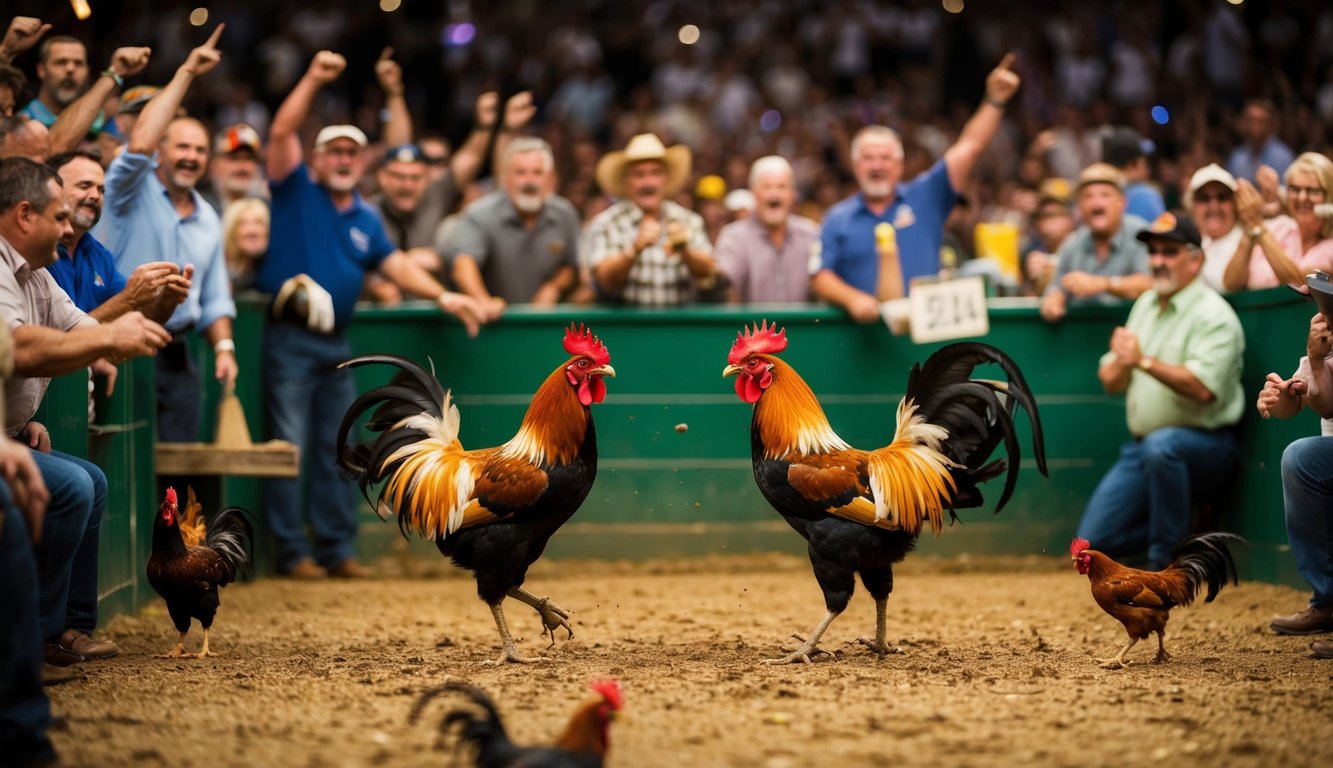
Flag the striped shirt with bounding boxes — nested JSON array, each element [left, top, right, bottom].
[[584, 199, 713, 307]]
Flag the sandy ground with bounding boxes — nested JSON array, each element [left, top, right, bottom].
[[48, 553, 1333, 768]]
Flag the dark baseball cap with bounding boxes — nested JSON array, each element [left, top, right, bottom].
[[383, 143, 425, 165], [1135, 212, 1201, 248], [1102, 126, 1153, 168]]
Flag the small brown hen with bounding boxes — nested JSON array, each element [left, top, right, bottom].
[[1071, 532, 1245, 668]]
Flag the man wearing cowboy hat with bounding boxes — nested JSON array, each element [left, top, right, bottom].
[[585, 132, 723, 306]]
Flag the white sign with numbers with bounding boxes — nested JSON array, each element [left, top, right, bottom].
[[906, 276, 989, 344]]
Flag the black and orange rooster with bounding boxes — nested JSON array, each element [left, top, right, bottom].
[[723, 322, 1046, 663], [146, 487, 253, 658], [1071, 532, 1245, 668], [412, 679, 622, 767], [336, 325, 615, 664]]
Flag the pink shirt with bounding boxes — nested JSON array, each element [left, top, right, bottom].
[[1245, 215, 1333, 288]]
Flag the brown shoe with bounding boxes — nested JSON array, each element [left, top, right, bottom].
[[281, 558, 327, 580], [41, 663, 81, 686], [1313, 640, 1333, 659], [43, 643, 84, 667], [61, 629, 120, 660], [328, 559, 374, 579], [1270, 604, 1333, 635]]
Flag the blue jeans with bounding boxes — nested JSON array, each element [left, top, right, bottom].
[[156, 339, 201, 442], [1281, 436, 1333, 606], [261, 323, 358, 571], [31, 449, 106, 641], [0, 486, 55, 765], [1076, 426, 1238, 569]]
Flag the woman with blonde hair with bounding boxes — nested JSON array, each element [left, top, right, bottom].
[[1224, 151, 1333, 290], [222, 198, 269, 293]]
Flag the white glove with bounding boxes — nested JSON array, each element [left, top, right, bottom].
[[273, 274, 336, 333]]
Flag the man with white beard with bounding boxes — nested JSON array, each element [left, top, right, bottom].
[[448, 137, 582, 321], [714, 155, 818, 303]]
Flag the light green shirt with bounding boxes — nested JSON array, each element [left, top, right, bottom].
[[1101, 277, 1245, 437]]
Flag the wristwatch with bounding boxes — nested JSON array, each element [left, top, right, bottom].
[[1247, 225, 1266, 240], [1137, 356, 1155, 372]]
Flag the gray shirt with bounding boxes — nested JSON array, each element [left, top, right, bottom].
[[715, 215, 820, 303], [446, 191, 581, 303], [372, 171, 462, 250], [1046, 213, 1150, 306], [0, 234, 95, 433]]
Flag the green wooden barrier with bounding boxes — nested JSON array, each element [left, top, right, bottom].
[[33, 288, 1323, 627]]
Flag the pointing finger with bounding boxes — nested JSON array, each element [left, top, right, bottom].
[[204, 23, 225, 49], [997, 52, 1016, 72], [379, 46, 393, 61]]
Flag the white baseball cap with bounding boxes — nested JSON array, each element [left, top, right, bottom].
[[314, 125, 368, 149], [1189, 163, 1238, 194]]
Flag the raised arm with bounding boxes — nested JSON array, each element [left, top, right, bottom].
[[268, 50, 346, 182], [128, 25, 222, 155], [49, 46, 150, 154], [489, 91, 536, 182], [944, 53, 1020, 192], [448, 92, 498, 190], [376, 47, 412, 147], [0, 17, 50, 64]]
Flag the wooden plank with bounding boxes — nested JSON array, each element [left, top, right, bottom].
[[155, 441, 300, 478]]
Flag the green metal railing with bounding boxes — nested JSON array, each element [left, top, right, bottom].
[[36, 288, 1320, 625]]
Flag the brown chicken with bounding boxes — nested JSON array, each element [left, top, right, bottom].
[[146, 488, 253, 658], [178, 486, 207, 548], [412, 679, 622, 767], [1071, 532, 1245, 668]]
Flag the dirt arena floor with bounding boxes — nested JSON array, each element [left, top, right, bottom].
[[49, 553, 1333, 767]]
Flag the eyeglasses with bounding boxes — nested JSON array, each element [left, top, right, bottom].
[[422, 155, 448, 166], [1194, 192, 1233, 204], [1288, 185, 1327, 200], [1146, 244, 1185, 257]]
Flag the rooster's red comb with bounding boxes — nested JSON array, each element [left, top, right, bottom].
[[164, 487, 178, 505], [728, 320, 787, 365], [564, 324, 610, 366], [1070, 537, 1090, 557], [590, 679, 623, 711]]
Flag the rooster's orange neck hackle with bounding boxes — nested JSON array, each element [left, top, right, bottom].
[[554, 678, 623, 757]]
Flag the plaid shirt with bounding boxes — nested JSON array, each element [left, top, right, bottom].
[[584, 199, 713, 307]]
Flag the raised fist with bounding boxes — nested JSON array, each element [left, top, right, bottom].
[[307, 50, 346, 84]]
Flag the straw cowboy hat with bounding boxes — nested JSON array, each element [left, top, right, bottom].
[[595, 133, 692, 198]]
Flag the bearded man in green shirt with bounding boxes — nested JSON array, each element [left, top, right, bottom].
[[1075, 213, 1245, 569]]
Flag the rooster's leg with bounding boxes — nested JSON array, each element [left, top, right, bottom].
[[483, 603, 546, 665], [154, 632, 189, 659], [506, 587, 573, 647], [854, 597, 902, 656], [195, 628, 218, 658], [1153, 631, 1171, 663], [764, 610, 840, 665], [1096, 637, 1138, 669]]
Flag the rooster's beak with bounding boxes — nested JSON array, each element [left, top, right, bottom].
[[722, 364, 742, 378], [595, 364, 616, 378]]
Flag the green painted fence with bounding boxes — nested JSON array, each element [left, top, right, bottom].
[[36, 288, 1322, 626]]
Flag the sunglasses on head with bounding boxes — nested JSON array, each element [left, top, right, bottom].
[[1194, 192, 1232, 203]]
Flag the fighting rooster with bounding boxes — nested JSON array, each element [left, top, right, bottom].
[[412, 680, 622, 767], [1071, 532, 1245, 668], [336, 325, 614, 663], [723, 322, 1046, 663], [146, 488, 253, 658]]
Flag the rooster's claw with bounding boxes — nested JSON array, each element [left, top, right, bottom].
[[852, 637, 902, 657], [535, 597, 573, 649]]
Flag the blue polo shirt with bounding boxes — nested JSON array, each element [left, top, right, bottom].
[[20, 98, 120, 137], [817, 158, 955, 295], [49, 235, 127, 313], [258, 163, 395, 329]]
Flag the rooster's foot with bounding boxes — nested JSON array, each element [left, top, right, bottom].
[[535, 598, 573, 649], [765, 636, 833, 665], [483, 650, 548, 666], [154, 650, 186, 659], [852, 637, 902, 657], [1095, 657, 1131, 670], [1153, 650, 1171, 664]]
